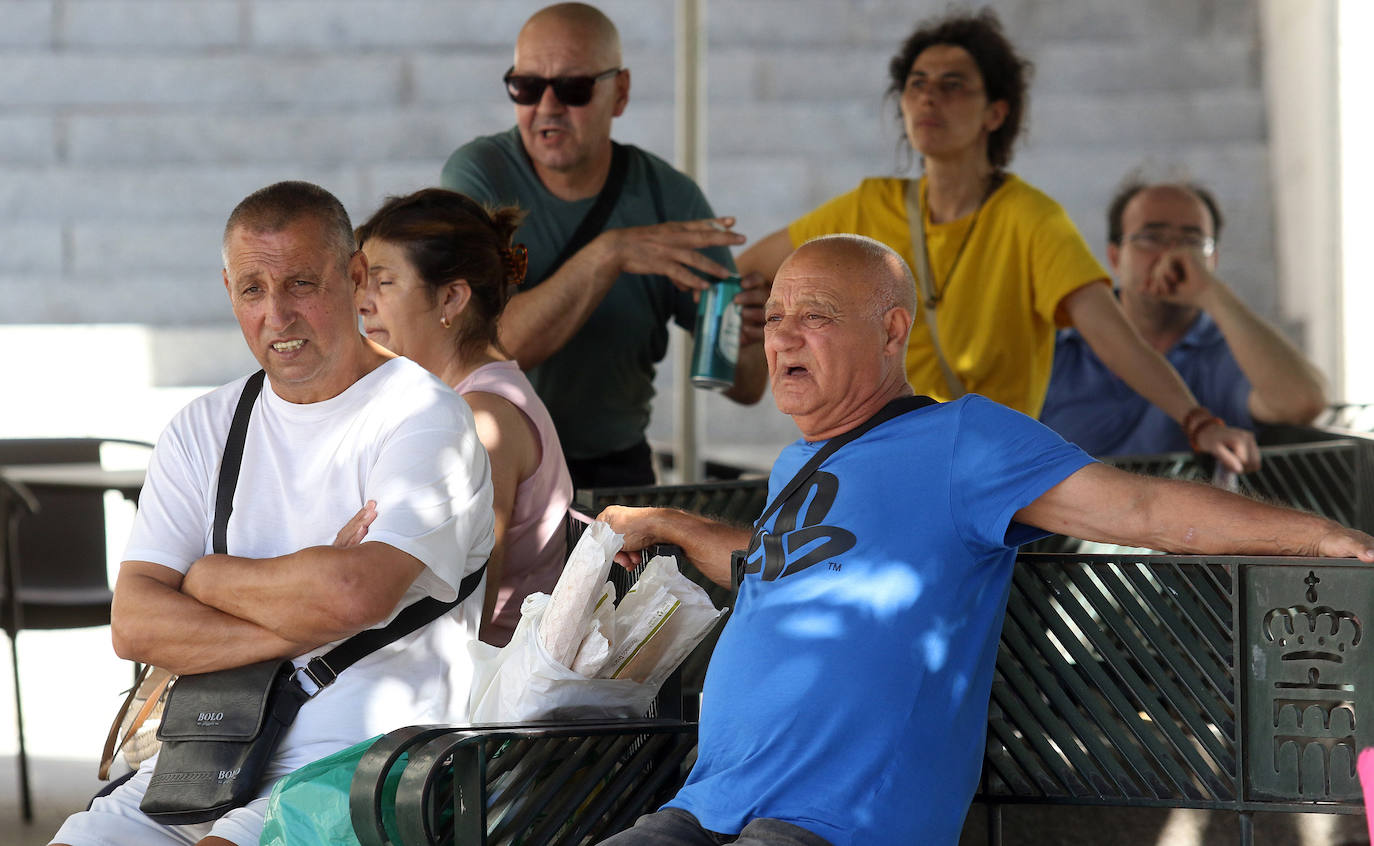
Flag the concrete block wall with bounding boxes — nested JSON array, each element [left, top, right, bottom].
[[0, 0, 1278, 458]]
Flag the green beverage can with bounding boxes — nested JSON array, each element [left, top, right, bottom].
[[690, 273, 743, 391]]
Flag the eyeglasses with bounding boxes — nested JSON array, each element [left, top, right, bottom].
[[905, 74, 982, 102], [1126, 228, 1216, 257], [503, 66, 622, 107]]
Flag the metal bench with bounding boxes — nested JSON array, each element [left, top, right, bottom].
[[350, 454, 1374, 845], [349, 719, 697, 846], [980, 552, 1373, 845]]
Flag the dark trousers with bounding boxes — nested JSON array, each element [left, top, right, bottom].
[[567, 438, 655, 490], [597, 808, 833, 846]]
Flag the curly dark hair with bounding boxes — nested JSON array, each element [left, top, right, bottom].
[[886, 7, 1033, 170], [355, 188, 526, 357]]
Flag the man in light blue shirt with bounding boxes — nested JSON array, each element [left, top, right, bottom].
[[1040, 180, 1327, 455]]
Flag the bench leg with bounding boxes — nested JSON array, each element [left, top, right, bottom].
[[452, 744, 486, 846], [1238, 810, 1253, 846], [986, 803, 1002, 846]]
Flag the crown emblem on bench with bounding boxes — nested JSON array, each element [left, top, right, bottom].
[[1255, 569, 1363, 796], [1262, 604, 1362, 663]]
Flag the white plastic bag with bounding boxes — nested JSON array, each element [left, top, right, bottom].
[[468, 594, 656, 722], [540, 521, 623, 667], [607, 555, 727, 688], [466, 522, 726, 723]]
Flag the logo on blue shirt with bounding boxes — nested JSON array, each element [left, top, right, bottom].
[[742, 471, 855, 581]]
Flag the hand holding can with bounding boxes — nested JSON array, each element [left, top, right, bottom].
[[690, 273, 743, 391]]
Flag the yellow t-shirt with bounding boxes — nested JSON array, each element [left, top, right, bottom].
[[787, 174, 1108, 417]]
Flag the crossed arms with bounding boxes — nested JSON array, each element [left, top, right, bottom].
[[112, 505, 423, 676]]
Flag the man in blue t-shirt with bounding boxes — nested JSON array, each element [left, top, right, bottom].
[[596, 235, 1374, 846], [440, 2, 768, 487], [1040, 180, 1327, 456]]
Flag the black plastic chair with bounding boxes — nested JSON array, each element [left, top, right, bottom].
[[0, 437, 150, 821]]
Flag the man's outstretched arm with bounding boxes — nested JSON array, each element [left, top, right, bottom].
[[1015, 462, 1374, 560], [598, 505, 753, 588]]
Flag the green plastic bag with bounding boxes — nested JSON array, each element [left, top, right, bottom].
[[259, 735, 403, 846]]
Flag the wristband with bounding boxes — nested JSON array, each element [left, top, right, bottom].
[[1181, 406, 1224, 452]]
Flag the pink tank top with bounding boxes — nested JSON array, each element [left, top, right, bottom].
[[454, 361, 573, 645]]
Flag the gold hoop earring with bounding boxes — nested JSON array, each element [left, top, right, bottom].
[[440, 316, 451, 329]]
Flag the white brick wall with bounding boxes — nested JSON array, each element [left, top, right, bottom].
[[62, 1, 241, 48], [0, 0, 1281, 457], [1, 1, 54, 47], [0, 225, 62, 274], [0, 116, 57, 164]]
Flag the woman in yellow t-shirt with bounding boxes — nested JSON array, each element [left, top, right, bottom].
[[739, 9, 1257, 471]]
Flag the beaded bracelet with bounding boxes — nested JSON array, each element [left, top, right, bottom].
[[1181, 406, 1223, 452]]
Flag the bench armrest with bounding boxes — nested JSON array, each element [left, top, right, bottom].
[[351, 719, 697, 846]]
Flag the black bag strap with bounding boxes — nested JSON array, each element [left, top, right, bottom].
[[211, 368, 487, 695], [732, 394, 937, 591], [645, 154, 665, 223], [213, 370, 265, 555], [300, 565, 485, 690], [541, 141, 630, 281], [754, 394, 937, 530]]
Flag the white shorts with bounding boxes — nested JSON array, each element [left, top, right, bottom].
[[50, 764, 269, 846]]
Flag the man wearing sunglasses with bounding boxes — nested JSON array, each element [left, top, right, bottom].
[[441, 3, 767, 489], [1040, 179, 1328, 455]]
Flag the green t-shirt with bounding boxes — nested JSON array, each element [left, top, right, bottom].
[[441, 128, 736, 459]]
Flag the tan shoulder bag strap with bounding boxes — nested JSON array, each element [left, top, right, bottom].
[[99, 664, 173, 779], [904, 178, 966, 399]]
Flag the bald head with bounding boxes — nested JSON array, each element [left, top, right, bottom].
[[767, 235, 916, 440], [511, 3, 628, 193], [518, 3, 622, 68], [783, 235, 917, 319]]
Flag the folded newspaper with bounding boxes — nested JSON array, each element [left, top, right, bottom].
[[468, 520, 727, 722]]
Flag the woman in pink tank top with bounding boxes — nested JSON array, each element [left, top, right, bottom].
[[355, 189, 573, 645]]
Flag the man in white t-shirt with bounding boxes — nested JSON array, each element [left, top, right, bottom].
[[52, 181, 495, 846]]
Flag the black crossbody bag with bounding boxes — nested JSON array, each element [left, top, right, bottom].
[[140, 370, 485, 825], [731, 395, 936, 590]]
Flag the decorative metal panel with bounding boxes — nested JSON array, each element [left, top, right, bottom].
[[984, 554, 1374, 817], [984, 555, 1238, 805], [1243, 563, 1373, 802]]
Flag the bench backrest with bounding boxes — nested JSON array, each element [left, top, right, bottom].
[[984, 552, 1372, 813]]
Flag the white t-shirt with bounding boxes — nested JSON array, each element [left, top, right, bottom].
[[124, 356, 494, 780]]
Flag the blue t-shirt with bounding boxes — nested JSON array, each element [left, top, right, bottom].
[[1039, 312, 1253, 456], [669, 395, 1094, 846]]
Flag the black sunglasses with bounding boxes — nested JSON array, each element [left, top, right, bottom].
[[503, 66, 621, 107]]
